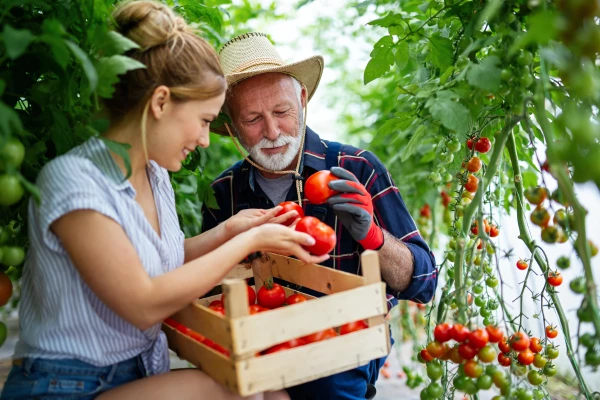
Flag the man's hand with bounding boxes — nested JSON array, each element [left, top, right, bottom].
[[326, 167, 384, 250]]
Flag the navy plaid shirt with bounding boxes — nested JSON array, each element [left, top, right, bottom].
[[202, 127, 437, 310]]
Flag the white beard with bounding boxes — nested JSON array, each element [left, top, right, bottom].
[[245, 112, 304, 171]]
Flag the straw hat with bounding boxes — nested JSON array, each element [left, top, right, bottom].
[[212, 32, 324, 135]]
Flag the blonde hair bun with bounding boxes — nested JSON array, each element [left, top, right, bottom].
[[113, 0, 190, 50]]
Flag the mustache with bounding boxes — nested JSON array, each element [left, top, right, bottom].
[[257, 135, 295, 149]]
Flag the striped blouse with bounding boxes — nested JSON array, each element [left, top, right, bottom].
[[14, 137, 184, 376]]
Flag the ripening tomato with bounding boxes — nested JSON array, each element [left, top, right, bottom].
[[510, 332, 530, 352], [464, 360, 484, 378], [467, 157, 482, 173], [498, 337, 511, 354], [427, 341, 447, 358], [221, 285, 256, 305], [302, 328, 336, 343], [489, 225, 499, 237], [340, 320, 368, 335], [441, 191, 452, 207], [518, 348, 535, 366], [434, 323, 453, 343], [277, 201, 304, 226], [257, 280, 286, 309], [451, 324, 470, 342], [478, 345, 496, 363], [486, 325, 504, 343], [420, 204, 432, 218], [468, 328, 489, 349], [295, 216, 336, 256], [263, 338, 306, 354], [420, 348, 434, 363], [516, 260, 528, 270], [547, 271, 563, 287], [475, 137, 491, 153], [285, 293, 307, 305], [530, 337, 543, 353], [467, 138, 475, 150], [545, 325, 558, 339], [0, 273, 13, 307], [304, 171, 338, 204], [458, 343, 478, 360], [524, 187, 548, 206], [249, 304, 269, 314], [530, 206, 550, 227], [465, 174, 479, 193], [498, 353, 512, 367]]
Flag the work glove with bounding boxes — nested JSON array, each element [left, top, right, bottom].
[[326, 167, 384, 250]]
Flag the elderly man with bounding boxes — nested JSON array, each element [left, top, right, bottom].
[[202, 32, 437, 400]]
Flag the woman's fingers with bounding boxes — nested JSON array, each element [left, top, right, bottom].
[[288, 218, 301, 230], [269, 210, 298, 225]]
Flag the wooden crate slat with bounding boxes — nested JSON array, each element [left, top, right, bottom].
[[221, 263, 253, 283], [236, 324, 389, 396], [162, 324, 239, 392], [170, 301, 232, 351], [230, 282, 386, 355], [253, 253, 365, 294]]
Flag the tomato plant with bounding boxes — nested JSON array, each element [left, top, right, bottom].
[[276, 201, 304, 226], [295, 216, 336, 255], [304, 171, 338, 204]]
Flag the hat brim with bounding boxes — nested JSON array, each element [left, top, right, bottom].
[[211, 55, 324, 136]]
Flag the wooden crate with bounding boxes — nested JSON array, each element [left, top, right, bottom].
[[162, 250, 390, 396]]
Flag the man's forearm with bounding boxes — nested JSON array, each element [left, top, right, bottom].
[[378, 230, 414, 292]]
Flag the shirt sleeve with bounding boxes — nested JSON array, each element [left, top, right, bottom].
[[34, 155, 121, 254], [358, 151, 438, 304]]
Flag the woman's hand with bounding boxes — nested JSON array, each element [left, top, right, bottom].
[[223, 207, 299, 238], [246, 224, 330, 265]]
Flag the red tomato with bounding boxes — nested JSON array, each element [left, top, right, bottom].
[[277, 201, 304, 226], [420, 204, 431, 218], [249, 304, 269, 314], [490, 225, 499, 237], [285, 293, 308, 305], [427, 341, 447, 358], [188, 331, 206, 343], [209, 300, 224, 308], [434, 323, 453, 343], [304, 171, 338, 204], [465, 174, 479, 193], [302, 328, 336, 343], [164, 317, 180, 328], [262, 338, 306, 355], [295, 216, 336, 256], [468, 328, 489, 349], [203, 339, 230, 357], [467, 138, 475, 150], [475, 137, 491, 153], [530, 337, 543, 353], [257, 281, 286, 309], [458, 343, 478, 360], [485, 325, 503, 343], [467, 157, 482, 173], [420, 348, 434, 363], [451, 324, 470, 342], [498, 352, 512, 367], [510, 332, 530, 352], [545, 325, 558, 339], [340, 320, 368, 335], [221, 285, 256, 306], [209, 305, 225, 315], [518, 348, 535, 365], [547, 271, 563, 287], [516, 260, 528, 270], [498, 336, 511, 354]]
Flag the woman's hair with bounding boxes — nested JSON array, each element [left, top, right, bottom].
[[104, 1, 226, 156]]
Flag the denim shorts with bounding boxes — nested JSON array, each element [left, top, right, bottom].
[[0, 356, 146, 399]]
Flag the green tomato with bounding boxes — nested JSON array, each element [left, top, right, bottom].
[[585, 348, 600, 366], [473, 284, 484, 295], [427, 382, 444, 399], [517, 388, 534, 400], [447, 139, 461, 153], [449, 238, 457, 250], [1, 246, 25, 266], [487, 299, 499, 310], [528, 370, 544, 386], [486, 276, 499, 288], [483, 263, 494, 274], [0, 174, 24, 206], [447, 267, 455, 279], [482, 316, 496, 327], [443, 173, 453, 183], [475, 296, 486, 307], [476, 374, 493, 390], [420, 388, 429, 400], [464, 379, 479, 395], [480, 307, 491, 318], [570, 277, 586, 294], [543, 363, 557, 377], [580, 332, 596, 348], [453, 376, 469, 391], [533, 353, 547, 369], [517, 51, 533, 66], [0, 226, 10, 244], [500, 69, 512, 82], [0, 138, 26, 170], [447, 252, 456, 263], [546, 344, 559, 360], [426, 361, 444, 381], [429, 172, 442, 183], [533, 389, 545, 400], [556, 256, 570, 269], [485, 365, 498, 376]]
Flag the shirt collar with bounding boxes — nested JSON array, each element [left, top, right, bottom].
[[242, 127, 326, 194]]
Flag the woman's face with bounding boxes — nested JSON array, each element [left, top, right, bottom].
[[147, 89, 225, 171]]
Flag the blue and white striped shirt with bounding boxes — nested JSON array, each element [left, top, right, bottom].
[[14, 137, 184, 376]]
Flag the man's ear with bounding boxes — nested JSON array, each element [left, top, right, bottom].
[[300, 85, 308, 108], [149, 85, 171, 120]]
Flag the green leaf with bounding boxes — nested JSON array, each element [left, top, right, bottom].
[[198, 175, 219, 209], [38, 34, 70, 69], [364, 35, 395, 84], [439, 66, 454, 85], [426, 35, 453, 70], [377, 117, 412, 136], [101, 138, 132, 179], [466, 56, 501, 92], [522, 171, 538, 188], [2, 25, 35, 59], [98, 31, 141, 57], [95, 55, 146, 98], [49, 108, 74, 155], [400, 125, 426, 162], [428, 97, 470, 134], [394, 42, 410, 71], [367, 12, 403, 28], [0, 102, 23, 136], [178, 1, 223, 33], [509, 10, 563, 56], [65, 40, 98, 92]]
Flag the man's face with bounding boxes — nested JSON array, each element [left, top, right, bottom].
[[228, 73, 306, 171]]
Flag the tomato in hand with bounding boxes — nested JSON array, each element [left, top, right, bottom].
[[340, 320, 368, 335], [285, 293, 307, 305], [475, 137, 491, 153], [295, 216, 336, 256], [434, 323, 453, 343], [277, 201, 304, 226], [302, 328, 336, 343], [257, 280, 286, 309], [304, 171, 338, 204], [263, 338, 306, 354]]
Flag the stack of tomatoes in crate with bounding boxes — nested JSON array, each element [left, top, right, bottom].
[[162, 250, 390, 396]]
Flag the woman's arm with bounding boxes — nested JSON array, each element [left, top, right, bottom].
[[52, 209, 322, 331]]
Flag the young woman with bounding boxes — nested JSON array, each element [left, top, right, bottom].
[[0, 2, 327, 399]]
